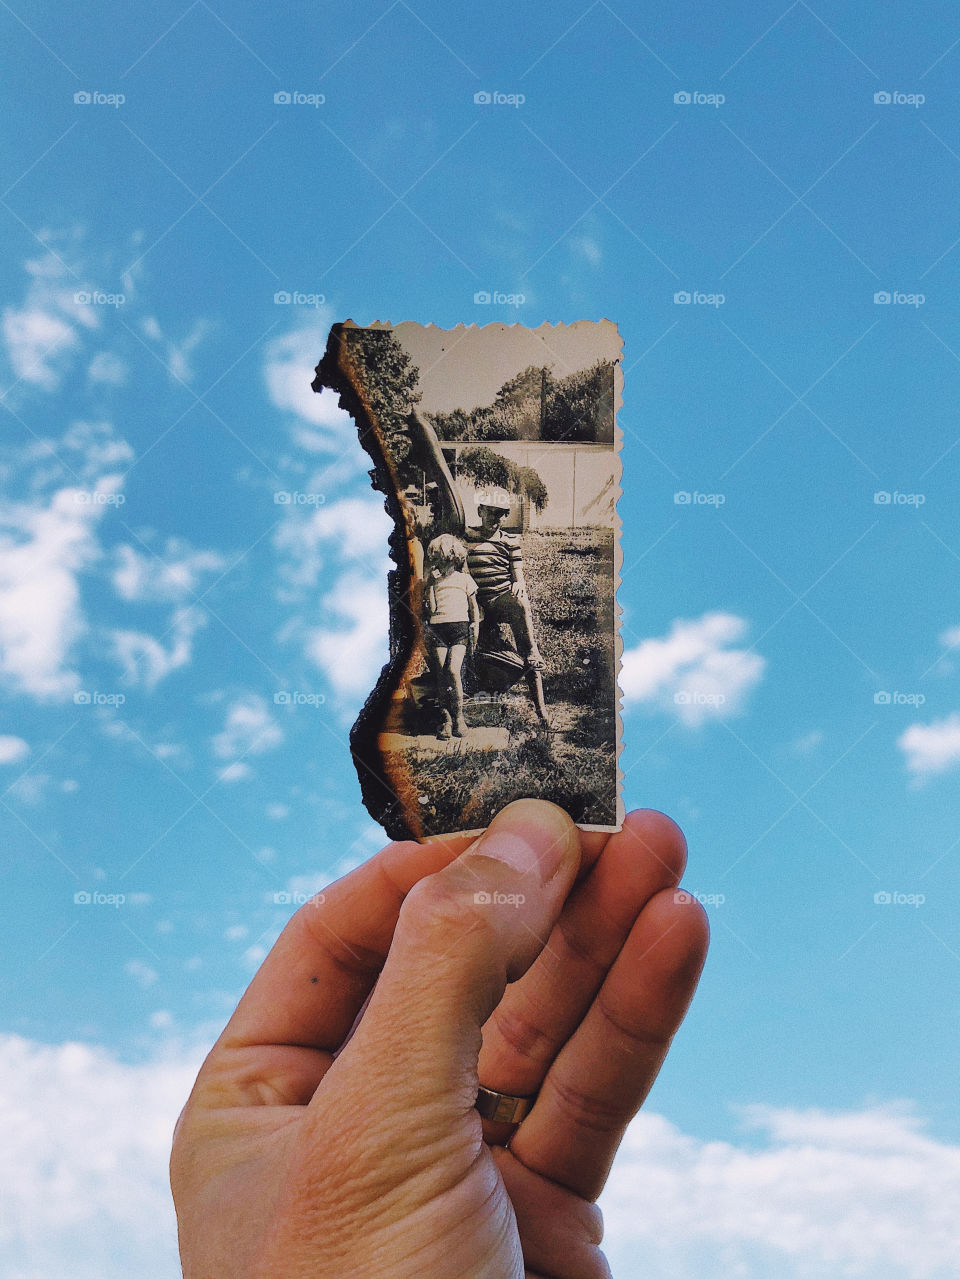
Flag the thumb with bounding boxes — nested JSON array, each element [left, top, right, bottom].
[[330, 799, 581, 1125]]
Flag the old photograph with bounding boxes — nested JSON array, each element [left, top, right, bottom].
[[316, 320, 623, 840]]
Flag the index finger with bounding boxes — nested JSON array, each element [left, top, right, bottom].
[[191, 820, 616, 1109]]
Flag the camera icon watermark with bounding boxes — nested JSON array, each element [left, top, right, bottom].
[[73, 489, 125, 506], [273, 890, 326, 906], [273, 290, 324, 307], [74, 90, 125, 108], [473, 289, 525, 307], [274, 490, 325, 505], [74, 290, 125, 308], [873, 490, 925, 506], [274, 91, 324, 107], [73, 690, 126, 706], [873, 290, 924, 307], [473, 890, 525, 907], [874, 90, 924, 107], [674, 889, 725, 907], [873, 690, 925, 706], [74, 890, 126, 907], [674, 90, 725, 107], [473, 90, 525, 107], [674, 690, 726, 707], [273, 690, 325, 707], [874, 890, 925, 906], [674, 289, 725, 307], [674, 490, 725, 506]]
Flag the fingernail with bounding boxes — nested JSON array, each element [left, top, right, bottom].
[[472, 800, 576, 882]]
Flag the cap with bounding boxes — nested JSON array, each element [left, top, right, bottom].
[[475, 486, 511, 512]]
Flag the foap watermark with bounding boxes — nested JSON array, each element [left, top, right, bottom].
[[273, 691, 326, 707], [74, 890, 125, 907], [874, 90, 924, 108], [874, 490, 925, 506], [273, 890, 326, 906], [674, 490, 725, 506], [73, 690, 126, 706], [474, 290, 526, 307], [874, 890, 925, 906], [674, 90, 725, 107], [274, 290, 325, 307], [674, 290, 725, 307], [675, 690, 726, 708], [74, 90, 125, 108], [874, 290, 925, 307], [874, 690, 925, 706], [474, 890, 525, 907], [274, 90, 325, 107], [73, 489, 125, 506], [674, 889, 725, 907], [74, 290, 125, 308], [274, 490, 325, 505], [474, 90, 525, 107]]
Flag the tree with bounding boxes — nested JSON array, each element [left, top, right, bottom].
[[457, 445, 549, 512], [339, 327, 423, 484]]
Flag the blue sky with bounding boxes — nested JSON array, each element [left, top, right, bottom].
[[3, 2, 960, 1275]]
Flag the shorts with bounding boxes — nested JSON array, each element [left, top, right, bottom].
[[424, 620, 470, 647]]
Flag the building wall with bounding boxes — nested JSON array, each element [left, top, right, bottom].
[[443, 441, 617, 530]]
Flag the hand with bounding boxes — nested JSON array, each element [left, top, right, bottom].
[[170, 800, 709, 1278], [510, 580, 526, 601]]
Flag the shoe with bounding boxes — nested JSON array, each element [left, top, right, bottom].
[[452, 716, 468, 737], [437, 711, 452, 741]]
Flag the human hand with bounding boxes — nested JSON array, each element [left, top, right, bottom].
[[510, 580, 526, 601], [170, 800, 709, 1278]]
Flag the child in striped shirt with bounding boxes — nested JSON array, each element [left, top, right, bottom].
[[422, 534, 480, 739]]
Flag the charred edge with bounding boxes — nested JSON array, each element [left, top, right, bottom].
[[313, 324, 420, 842]]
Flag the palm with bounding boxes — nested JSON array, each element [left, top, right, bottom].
[[171, 810, 708, 1279]]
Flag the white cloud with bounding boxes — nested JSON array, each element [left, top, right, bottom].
[[897, 714, 960, 780], [124, 960, 158, 988], [273, 496, 391, 599], [2, 1039, 958, 1279], [304, 570, 389, 698], [621, 612, 766, 727], [600, 1103, 960, 1278], [0, 477, 122, 700], [265, 802, 289, 819], [0, 1034, 199, 1279], [938, 624, 960, 649], [217, 760, 253, 784], [140, 315, 214, 383], [211, 694, 283, 762], [109, 606, 208, 691], [789, 729, 824, 756], [263, 325, 354, 446], [88, 351, 129, 385], [107, 539, 226, 689], [0, 735, 29, 765], [111, 539, 226, 603]]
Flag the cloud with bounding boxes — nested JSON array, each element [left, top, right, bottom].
[[110, 539, 226, 603], [0, 249, 101, 393], [621, 612, 766, 727], [211, 694, 283, 763], [0, 1033, 200, 1279], [600, 1103, 960, 1278], [272, 496, 391, 600], [217, 760, 254, 784], [106, 539, 227, 689], [140, 315, 214, 383], [109, 606, 208, 691], [0, 477, 123, 700], [897, 713, 960, 780], [0, 735, 30, 765], [2, 1038, 958, 1279], [303, 570, 389, 699], [789, 729, 824, 756], [262, 325, 354, 448], [87, 351, 129, 386]]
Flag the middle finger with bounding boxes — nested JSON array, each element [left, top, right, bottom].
[[477, 809, 687, 1142]]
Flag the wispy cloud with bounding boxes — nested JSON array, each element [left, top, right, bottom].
[[898, 713, 960, 782]]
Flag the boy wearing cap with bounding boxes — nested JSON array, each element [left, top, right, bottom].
[[464, 488, 550, 724]]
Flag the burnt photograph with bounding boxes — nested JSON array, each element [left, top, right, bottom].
[[315, 320, 623, 840]]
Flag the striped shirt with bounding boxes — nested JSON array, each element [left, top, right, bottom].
[[464, 529, 522, 601]]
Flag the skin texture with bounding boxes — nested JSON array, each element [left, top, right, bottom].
[[170, 799, 709, 1278]]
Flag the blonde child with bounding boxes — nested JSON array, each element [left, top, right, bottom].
[[422, 534, 479, 739]]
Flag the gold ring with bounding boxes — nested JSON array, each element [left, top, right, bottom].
[[475, 1084, 537, 1125]]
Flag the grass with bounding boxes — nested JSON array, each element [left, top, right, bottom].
[[395, 527, 618, 834]]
